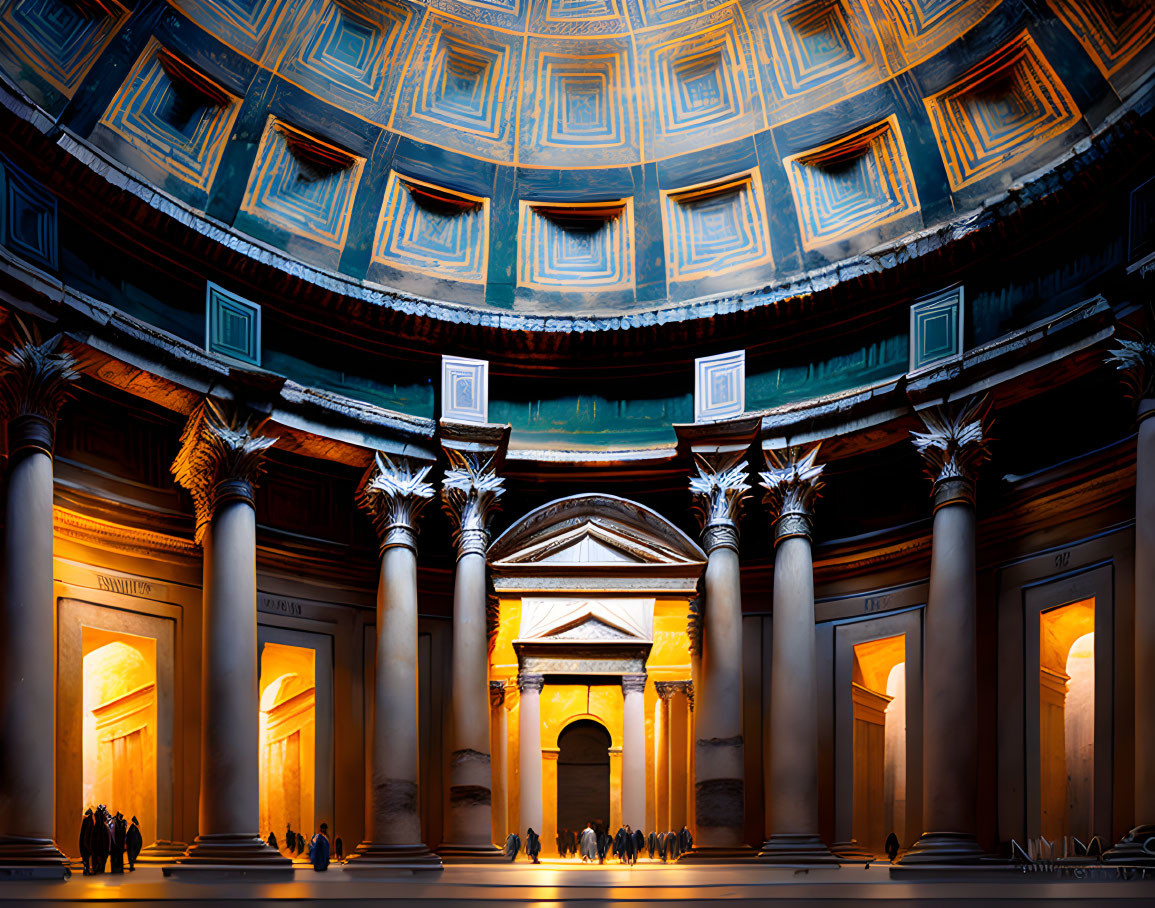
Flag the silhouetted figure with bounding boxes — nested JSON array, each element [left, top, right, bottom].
[[126, 816, 143, 871], [504, 832, 520, 862], [91, 806, 110, 874], [596, 827, 610, 863], [647, 831, 656, 859], [568, 828, 577, 857], [267, 831, 278, 851], [612, 826, 626, 862], [309, 823, 330, 871], [526, 828, 541, 864], [285, 824, 294, 857], [335, 837, 343, 862], [678, 825, 693, 854], [557, 828, 567, 856], [580, 824, 597, 861], [109, 813, 126, 874], [885, 832, 900, 862], [632, 828, 644, 864], [80, 809, 94, 875], [657, 831, 668, 862], [298, 832, 307, 855]]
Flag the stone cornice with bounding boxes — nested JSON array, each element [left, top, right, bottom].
[[53, 506, 200, 560], [440, 420, 510, 558], [171, 400, 277, 543], [357, 452, 435, 553], [760, 444, 825, 543], [911, 395, 993, 510]]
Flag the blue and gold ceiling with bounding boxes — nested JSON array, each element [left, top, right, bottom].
[[0, 0, 1151, 314]]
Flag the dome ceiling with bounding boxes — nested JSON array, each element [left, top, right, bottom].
[[0, 0, 1151, 316]]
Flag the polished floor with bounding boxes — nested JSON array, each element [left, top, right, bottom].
[[2, 859, 1154, 906]]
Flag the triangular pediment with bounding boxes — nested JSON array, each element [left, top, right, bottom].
[[517, 597, 653, 643], [502, 522, 675, 567], [545, 616, 636, 641]]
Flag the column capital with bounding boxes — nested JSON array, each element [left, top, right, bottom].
[[0, 331, 79, 458], [1106, 332, 1155, 411], [911, 395, 993, 510], [676, 416, 760, 554], [621, 673, 647, 695], [440, 420, 510, 559], [760, 444, 824, 543], [171, 400, 277, 543], [357, 452, 435, 553], [489, 679, 507, 709], [518, 671, 544, 694]]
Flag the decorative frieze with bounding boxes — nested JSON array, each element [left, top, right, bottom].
[[171, 399, 277, 542], [760, 444, 824, 542], [910, 395, 993, 509], [0, 329, 78, 456], [357, 452, 435, 552]]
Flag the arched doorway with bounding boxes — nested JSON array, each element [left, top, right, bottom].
[[557, 720, 611, 840]]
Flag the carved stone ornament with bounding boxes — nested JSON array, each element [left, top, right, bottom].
[[489, 680, 506, 709], [357, 452, 435, 552], [760, 444, 824, 542], [688, 452, 751, 553], [910, 395, 993, 509], [1105, 331, 1155, 406], [621, 673, 647, 695], [171, 399, 277, 543], [518, 671, 545, 694], [442, 448, 505, 558], [0, 328, 79, 457]]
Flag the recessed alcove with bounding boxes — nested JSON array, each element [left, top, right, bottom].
[[517, 199, 634, 292]]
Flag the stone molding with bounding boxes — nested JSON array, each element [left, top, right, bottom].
[[0, 330, 79, 457], [655, 679, 691, 702], [760, 444, 824, 543], [621, 673, 647, 695], [911, 395, 992, 510], [357, 452, 435, 553], [518, 671, 544, 694], [171, 399, 277, 543]]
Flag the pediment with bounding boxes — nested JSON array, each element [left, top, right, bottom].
[[497, 522, 680, 567], [517, 597, 653, 643]]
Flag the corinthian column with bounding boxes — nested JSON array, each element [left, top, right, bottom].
[[899, 396, 991, 864], [621, 674, 647, 832], [757, 445, 838, 864], [1105, 337, 1155, 863], [346, 454, 442, 871], [0, 333, 76, 877], [518, 672, 544, 836], [438, 420, 509, 862], [675, 416, 759, 860], [166, 400, 289, 874]]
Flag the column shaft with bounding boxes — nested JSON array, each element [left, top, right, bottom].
[[656, 693, 671, 833], [622, 676, 647, 832], [518, 675, 544, 835], [1135, 409, 1155, 823], [669, 692, 690, 833]]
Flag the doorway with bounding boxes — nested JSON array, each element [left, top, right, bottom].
[[258, 642, 316, 852], [557, 719, 611, 839], [851, 634, 906, 854]]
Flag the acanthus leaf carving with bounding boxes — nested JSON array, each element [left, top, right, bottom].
[[760, 444, 824, 542], [0, 323, 80, 455], [688, 452, 751, 551], [171, 399, 277, 544], [910, 395, 993, 508], [442, 448, 505, 558], [358, 452, 435, 552], [1105, 331, 1155, 403]]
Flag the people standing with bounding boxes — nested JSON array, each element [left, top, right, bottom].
[[309, 823, 331, 871], [633, 828, 644, 864], [79, 809, 94, 875], [335, 836, 344, 863], [109, 812, 126, 874], [504, 832, 521, 862], [267, 831, 278, 851], [885, 832, 900, 862], [126, 816, 142, 871], [526, 828, 541, 864], [678, 825, 693, 855], [580, 824, 597, 862], [596, 826, 609, 863], [556, 828, 567, 857], [91, 806, 110, 874]]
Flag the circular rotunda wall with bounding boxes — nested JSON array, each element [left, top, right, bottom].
[[0, 0, 1151, 317]]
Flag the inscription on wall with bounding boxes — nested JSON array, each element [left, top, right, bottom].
[[258, 594, 305, 617]]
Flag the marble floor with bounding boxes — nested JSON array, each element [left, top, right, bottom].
[[2, 860, 1154, 906]]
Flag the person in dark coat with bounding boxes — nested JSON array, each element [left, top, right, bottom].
[[678, 825, 693, 854], [80, 809, 95, 875], [126, 816, 143, 871], [596, 827, 609, 863], [335, 837, 343, 862], [298, 832, 307, 855], [525, 828, 541, 864], [885, 832, 900, 862], [504, 832, 520, 862], [308, 823, 331, 871], [568, 828, 577, 857], [668, 830, 680, 860], [556, 829, 567, 857], [647, 831, 656, 859], [285, 824, 294, 857], [267, 831, 278, 851], [109, 812, 126, 873], [612, 826, 626, 863], [657, 831, 668, 862], [633, 828, 644, 864], [91, 806, 110, 874]]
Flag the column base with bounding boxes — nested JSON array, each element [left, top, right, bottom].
[[343, 842, 443, 873], [829, 840, 877, 863], [895, 831, 986, 865], [756, 834, 841, 865], [0, 836, 70, 879], [676, 844, 755, 863], [437, 843, 506, 863], [1103, 825, 1155, 865], [162, 834, 293, 879], [135, 841, 189, 864]]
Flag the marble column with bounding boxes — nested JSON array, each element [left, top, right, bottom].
[[677, 416, 760, 859], [0, 334, 76, 877], [518, 672, 544, 836], [757, 445, 838, 864], [490, 681, 509, 845], [622, 674, 647, 832], [346, 454, 442, 871], [655, 683, 674, 834], [439, 421, 509, 862], [167, 401, 290, 874], [898, 396, 991, 864], [1105, 339, 1155, 862], [669, 683, 692, 834]]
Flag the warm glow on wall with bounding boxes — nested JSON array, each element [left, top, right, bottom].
[[258, 643, 316, 852]]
